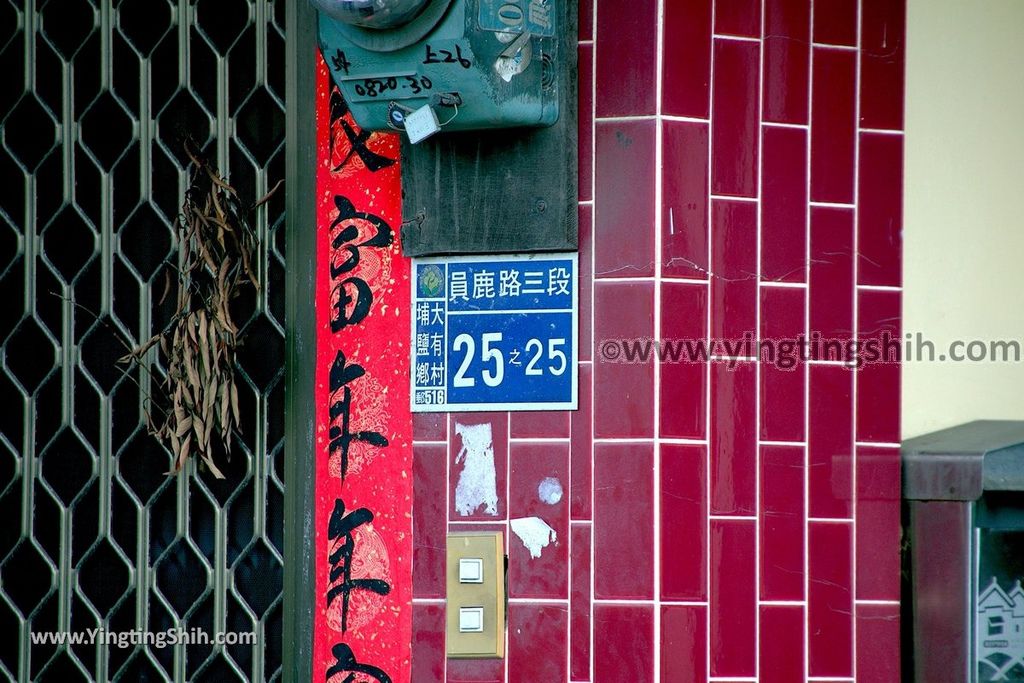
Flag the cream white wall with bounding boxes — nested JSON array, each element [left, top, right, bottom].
[[903, 0, 1024, 438]]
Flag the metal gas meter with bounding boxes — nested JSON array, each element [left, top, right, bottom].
[[313, 0, 561, 142]]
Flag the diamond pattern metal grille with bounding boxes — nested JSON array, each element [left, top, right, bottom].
[[0, 1, 287, 680]]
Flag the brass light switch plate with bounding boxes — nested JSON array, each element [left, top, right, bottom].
[[446, 532, 505, 659]]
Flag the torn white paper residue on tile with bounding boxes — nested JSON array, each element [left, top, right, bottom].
[[510, 517, 557, 559], [454, 422, 498, 516], [537, 477, 563, 505]]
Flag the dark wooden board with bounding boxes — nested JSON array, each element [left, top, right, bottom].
[[400, 1, 578, 256]]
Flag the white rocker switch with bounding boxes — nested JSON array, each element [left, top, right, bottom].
[[459, 607, 484, 633], [459, 558, 484, 583]]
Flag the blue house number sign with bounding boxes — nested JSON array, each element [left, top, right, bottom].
[[411, 253, 578, 412]]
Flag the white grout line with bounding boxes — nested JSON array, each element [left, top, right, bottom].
[[804, 4, 815, 676], [592, 437, 656, 444], [706, 6, 716, 680], [760, 440, 807, 447], [807, 517, 855, 524], [760, 280, 807, 289], [443, 414, 450, 680], [710, 193, 758, 202], [653, 0, 666, 677], [754, 1, 765, 672], [812, 41, 858, 51], [856, 283, 902, 292], [663, 275, 715, 285], [854, 441, 901, 448], [588, 1, 597, 679], [594, 114, 658, 123], [505, 412, 510, 683], [714, 33, 761, 43], [852, 2, 864, 675], [763, 120, 809, 130], [858, 127, 903, 136], [810, 200, 856, 208], [661, 114, 711, 124], [854, 599, 900, 605], [507, 437, 571, 443], [659, 438, 711, 446]]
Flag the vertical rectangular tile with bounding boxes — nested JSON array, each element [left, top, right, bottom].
[[413, 443, 447, 599], [594, 281, 655, 438], [447, 656, 504, 683], [508, 442, 570, 599], [659, 282, 707, 439], [449, 413, 508, 520], [413, 412, 446, 441], [711, 39, 760, 197], [663, 0, 712, 118], [759, 605, 805, 683], [578, 43, 594, 202], [570, 523, 591, 681], [710, 360, 757, 515], [860, 0, 906, 130], [857, 289, 901, 442], [661, 120, 709, 279], [595, 0, 657, 117], [814, 0, 857, 46], [856, 603, 901, 683], [661, 444, 707, 600], [810, 206, 854, 358], [760, 445, 805, 601], [509, 411, 570, 439], [856, 446, 901, 601], [857, 132, 903, 286], [710, 200, 757, 344], [595, 120, 656, 278], [810, 48, 856, 203], [593, 605, 654, 683], [710, 519, 756, 677], [808, 364, 853, 518], [808, 521, 854, 677], [412, 603, 445, 683], [763, 0, 810, 124], [594, 442, 654, 599], [578, 0, 593, 42], [578, 202, 593, 362], [761, 125, 807, 283], [759, 286, 806, 442], [714, 0, 760, 37], [661, 605, 707, 683], [507, 604, 568, 683], [571, 363, 592, 519]]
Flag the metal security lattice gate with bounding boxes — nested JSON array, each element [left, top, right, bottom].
[[0, 1, 286, 680]]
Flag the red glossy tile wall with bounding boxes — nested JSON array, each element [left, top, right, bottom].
[[410, 2, 904, 680]]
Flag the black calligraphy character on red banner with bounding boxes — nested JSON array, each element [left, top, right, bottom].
[[329, 87, 396, 173], [326, 642, 392, 683], [329, 195, 393, 332], [327, 498, 392, 633], [329, 350, 389, 479]]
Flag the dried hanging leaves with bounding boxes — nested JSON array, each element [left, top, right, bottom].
[[121, 146, 265, 478]]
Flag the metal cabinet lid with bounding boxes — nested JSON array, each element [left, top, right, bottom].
[[902, 420, 1024, 501]]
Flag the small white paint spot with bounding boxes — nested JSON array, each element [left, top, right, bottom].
[[537, 477, 563, 505], [454, 422, 498, 516], [510, 517, 557, 559]]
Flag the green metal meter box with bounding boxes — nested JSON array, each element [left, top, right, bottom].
[[314, 0, 560, 137]]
